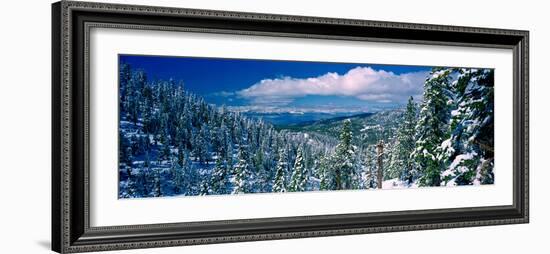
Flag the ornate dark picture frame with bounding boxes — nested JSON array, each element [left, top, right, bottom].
[[52, 1, 529, 253]]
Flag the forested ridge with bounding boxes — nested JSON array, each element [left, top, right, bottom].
[[118, 64, 494, 198]]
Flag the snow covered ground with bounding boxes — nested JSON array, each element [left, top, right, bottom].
[[382, 178, 418, 189]]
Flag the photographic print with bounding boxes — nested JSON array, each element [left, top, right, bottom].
[[118, 55, 494, 198], [52, 4, 528, 251]]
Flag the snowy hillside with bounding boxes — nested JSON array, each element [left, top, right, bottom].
[[118, 64, 495, 198]]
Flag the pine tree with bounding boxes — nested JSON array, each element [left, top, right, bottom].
[[199, 125, 212, 163], [178, 151, 195, 195], [220, 122, 233, 168], [192, 127, 209, 164], [177, 143, 185, 168], [440, 69, 494, 185], [413, 68, 454, 187], [170, 158, 185, 195], [123, 166, 137, 198], [142, 85, 154, 134], [128, 70, 146, 125], [362, 147, 376, 189], [351, 149, 363, 189], [318, 155, 330, 191], [152, 168, 162, 197], [135, 168, 149, 197], [199, 180, 210, 196], [272, 148, 287, 192], [160, 140, 171, 161], [390, 96, 418, 184], [232, 145, 251, 194], [134, 153, 152, 197], [119, 63, 132, 113], [332, 119, 356, 190], [210, 154, 229, 194], [253, 146, 270, 192], [289, 146, 307, 192], [120, 134, 135, 169]]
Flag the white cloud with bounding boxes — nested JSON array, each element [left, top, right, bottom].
[[237, 67, 427, 105]]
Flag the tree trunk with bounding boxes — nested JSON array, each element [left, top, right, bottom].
[[377, 141, 384, 189]]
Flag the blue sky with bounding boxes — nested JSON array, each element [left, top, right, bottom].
[[119, 55, 431, 113]]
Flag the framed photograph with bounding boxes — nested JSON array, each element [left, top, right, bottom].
[[52, 1, 529, 253]]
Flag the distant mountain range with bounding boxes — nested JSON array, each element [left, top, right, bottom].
[[267, 110, 404, 145], [241, 111, 365, 126], [283, 112, 376, 127]]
